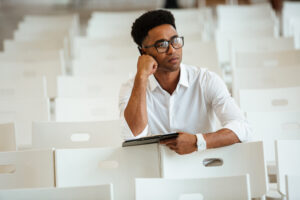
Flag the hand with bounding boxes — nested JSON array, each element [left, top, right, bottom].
[[160, 132, 198, 155], [136, 55, 158, 79]]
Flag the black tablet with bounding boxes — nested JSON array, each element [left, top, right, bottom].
[[122, 132, 179, 147]]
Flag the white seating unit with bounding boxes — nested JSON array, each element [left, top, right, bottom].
[[232, 66, 300, 101], [0, 98, 50, 148], [160, 141, 268, 199], [136, 175, 251, 200], [0, 61, 64, 98], [0, 123, 16, 151], [55, 97, 119, 122], [0, 184, 113, 200], [246, 111, 300, 163], [0, 149, 55, 189], [275, 140, 300, 196], [240, 87, 300, 112], [32, 120, 123, 149], [55, 144, 160, 200], [286, 175, 300, 200], [0, 77, 47, 99]]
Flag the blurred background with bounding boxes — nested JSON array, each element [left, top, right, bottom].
[[0, 1, 300, 200]]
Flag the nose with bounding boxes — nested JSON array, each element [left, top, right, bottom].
[[166, 43, 176, 55]]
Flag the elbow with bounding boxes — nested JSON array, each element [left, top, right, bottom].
[[124, 109, 147, 137]]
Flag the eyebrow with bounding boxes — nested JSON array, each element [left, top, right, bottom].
[[154, 35, 178, 44]]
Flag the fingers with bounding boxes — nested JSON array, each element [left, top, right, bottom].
[[137, 55, 159, 77], [159, 138, 176, 145]]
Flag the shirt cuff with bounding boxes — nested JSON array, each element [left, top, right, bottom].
[[223, 120, 253, 143], [121, 117, 149, 140], [196, 133, 207, 151]]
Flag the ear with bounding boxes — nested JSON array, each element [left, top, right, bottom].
[[138, 47, 145, 55]]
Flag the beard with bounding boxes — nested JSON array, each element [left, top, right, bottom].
[[156, 55, 182, 73]]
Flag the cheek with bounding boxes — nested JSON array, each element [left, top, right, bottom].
[[155, 55, 168, 64]]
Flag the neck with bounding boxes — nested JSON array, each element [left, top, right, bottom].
[[154, 67, 180, 95]]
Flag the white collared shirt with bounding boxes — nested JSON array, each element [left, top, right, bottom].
[[119, 63, 253, 142]]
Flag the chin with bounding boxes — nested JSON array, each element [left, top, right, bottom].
[[160, 62, 181, 72]]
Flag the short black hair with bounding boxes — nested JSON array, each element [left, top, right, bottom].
[[131, 9, 176, 47]]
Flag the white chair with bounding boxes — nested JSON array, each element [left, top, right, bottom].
[[0, 98, 50, 149], [55, 144, 160, 200], [160, 141, 268, 199], [230, 37, 295, 68], [23, 14, 78, 25], [286, 175, 300, 200], [136, 175, 251, 200], [246, 111, 300, 171], [0, 77, 47, 99], [14, 29, 70, 40], [87, 11, 143, 39], [73, 37, 133, 58], [55, 97, 118, 121], [3, 40, 64, 52], [240, 87, 300, 112], [282, 2, 300, 36], [219, 18, 277, 33], [230, 37, 294, 54], [182, 41, 223, 78], [216, 28, 275, 65], [72, 59, 136, 76], [0, 149, 54, 189], [275, 140, 300, 196], [76, 45, 138, 61], [232, 66, 300, 101], [18, 14, 78, 41], [0, 184, 113, 200], [57, 75, 128, 99], [0, 50, 63, 63], [217, 4, 273, 20], [0, 123, 16, 151], [0, 61, 64, 98], [32, 120, 123, 149], [293, 22, 300, 49], [234, 49, 300, 69]]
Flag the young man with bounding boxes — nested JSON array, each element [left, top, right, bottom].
[[119, 10, 252, 155]]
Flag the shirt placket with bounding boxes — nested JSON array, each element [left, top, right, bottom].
[[169, 94, 174, 131]]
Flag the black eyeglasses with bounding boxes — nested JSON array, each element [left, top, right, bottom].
[[142, 36, 184, 53]]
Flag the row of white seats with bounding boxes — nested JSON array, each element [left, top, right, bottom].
[[1, 174, 299, 200], [0, 14, 79, 98], [216, 3, 279, 65], [1, 76, 300, 147], [0, 142, 265, 199], [75, 9, 220, 79], [0, 140, 299, 199]]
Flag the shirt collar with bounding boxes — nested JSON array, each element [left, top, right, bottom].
[[148, 63, 190, 92]]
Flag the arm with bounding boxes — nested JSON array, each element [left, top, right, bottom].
[[160, 128, 240, 155], [124, 55, 158, 136], [161, 71, 251, 154], [202, 128, 240, 149]]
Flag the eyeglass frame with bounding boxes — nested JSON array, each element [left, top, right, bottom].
[[141, 36, 184, 54]]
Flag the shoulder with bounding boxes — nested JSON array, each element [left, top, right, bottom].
[[181, 63, 220, 86], [119, 75, 135, 97]]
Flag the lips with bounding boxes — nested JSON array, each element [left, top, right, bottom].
[[168, 57, 179, 64]]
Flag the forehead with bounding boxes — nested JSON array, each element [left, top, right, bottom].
[[145, 24, 178, 44]]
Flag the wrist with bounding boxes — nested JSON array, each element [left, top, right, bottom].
[[136, 72, 149, 82]]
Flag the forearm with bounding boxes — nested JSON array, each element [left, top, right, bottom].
[[203, 128, 241, 149], [124, 75, 148, 136]]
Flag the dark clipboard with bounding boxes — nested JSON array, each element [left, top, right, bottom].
[[122, 133, 179, 147]]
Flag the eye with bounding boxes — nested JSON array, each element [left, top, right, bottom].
[[172, 37, 181, 44], [156, 41, 169, 48]]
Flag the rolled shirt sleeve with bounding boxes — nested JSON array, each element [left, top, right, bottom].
[[119, 78, 149, 140], [204, 71, 253, 142]]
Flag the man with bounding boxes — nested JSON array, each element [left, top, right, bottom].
[[119, 10, 252, 155]]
